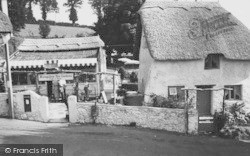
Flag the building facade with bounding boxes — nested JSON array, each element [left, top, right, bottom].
[[138, 1, 250, 118], [10, 36, 106, 101]]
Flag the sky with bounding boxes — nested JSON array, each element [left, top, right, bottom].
[[33, 0, 97, 26], [33, 0, 250, 28]]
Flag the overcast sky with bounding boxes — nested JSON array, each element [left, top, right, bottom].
[[33, 0, 250, 28]]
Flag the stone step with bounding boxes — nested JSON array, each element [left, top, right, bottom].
[[48, 118, 68, 123]]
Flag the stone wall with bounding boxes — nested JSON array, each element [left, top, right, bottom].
[[13, 90, 49, 122], [68, 96, 198, 133], [0, 93, 9, 117]]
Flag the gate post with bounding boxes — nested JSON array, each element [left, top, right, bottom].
[[68, 95, 77, 123], [186, 90, 198, 134]]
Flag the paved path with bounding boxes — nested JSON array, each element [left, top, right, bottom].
[[49, 103, 68, 123], [0, 119, 250, 156]]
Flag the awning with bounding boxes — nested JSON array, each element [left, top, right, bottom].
[[11, 58, 97, 69]]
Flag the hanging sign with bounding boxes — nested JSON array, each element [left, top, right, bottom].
[[38, 73, 74, 81]]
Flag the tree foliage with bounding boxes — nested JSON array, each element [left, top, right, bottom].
[[64, 0, 83, 25], [7, 0, 57, 31], [8, 0, 27, 31], [39, 21, 51, 38], [35, 0, 58, 20], [25, 0, 37, 23], [89, 0, 145, 63]]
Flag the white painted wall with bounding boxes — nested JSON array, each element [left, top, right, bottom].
[[1, 0, 8, 16], [138, 29, 154, 93], [139, 34, 250, 112]]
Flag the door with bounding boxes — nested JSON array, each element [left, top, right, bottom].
[[47, 81, 53, 101], [196, 85, 214, 132]]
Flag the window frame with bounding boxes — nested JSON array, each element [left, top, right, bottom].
[[204, 54, 220, 70], [224, 85, 242, 100]]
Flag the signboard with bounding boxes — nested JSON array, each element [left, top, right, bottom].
[[169, 87, 177, 96], [38, 73, 74, 81], [188, 13, 237, 40]]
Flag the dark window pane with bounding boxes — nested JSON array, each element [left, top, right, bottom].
[[224, 85, 241, 100], [29, 73, 36, 85], [205, 54, 220, 69], [205, 56, 210, 69], [12, 73, 19, 85], [19, 73, 28, 85], [211, 55, 219, 68]]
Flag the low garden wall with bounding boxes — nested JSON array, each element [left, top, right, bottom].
[[68, 96, 198, 134], [0, 93, 9, 117], [13, 90, 49, 122], [0, 90, 49, 122]]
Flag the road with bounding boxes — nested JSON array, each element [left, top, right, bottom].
[[0, 119, 249, 156]]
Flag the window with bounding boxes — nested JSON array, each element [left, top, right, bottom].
[[79, 74, 96, 83], [12, 73, 19, 85], [224, 85, 242, 100], [19, 73, 28, 85], [205, 54, 220, 69], [168, 86, 185, 101], [12, 73, 36, 85], [28, 73, 36, 85]]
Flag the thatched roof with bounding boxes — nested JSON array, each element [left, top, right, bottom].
[[0, 11, 12, 33], [11, 49, 98, 61], [18, 36, 104, 52], [139, 1, 250, 60]]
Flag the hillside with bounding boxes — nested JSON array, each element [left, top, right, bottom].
[[17, 24, 96, 38]]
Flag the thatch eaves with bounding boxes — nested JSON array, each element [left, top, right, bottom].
[[0, 11, 12, 33], [139, 1, 250, 60], [18, 36, 104, 52]]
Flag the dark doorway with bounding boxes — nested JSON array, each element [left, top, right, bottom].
[[196, 85, 214, 132], [47, 81, 53, 101], [197, 85, 213, 116]]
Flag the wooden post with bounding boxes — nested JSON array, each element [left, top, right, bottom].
[[5, 42, 14, 119], [35, 73, 40, 94], [222, 89, 226, 115], [113, 74, 116, 104]]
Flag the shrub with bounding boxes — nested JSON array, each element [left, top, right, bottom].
[[150, 94, 185, 109], [213, 112, 227, 134], [39, 22, 51, 38], [216, 102, 250, 139]]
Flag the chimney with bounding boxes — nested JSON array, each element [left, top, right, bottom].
[[1, 0, 8, 16]]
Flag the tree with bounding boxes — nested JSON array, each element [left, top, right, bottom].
[[25, 0, 37, 23], [64, 0, 83, 25], [89, 0, 145, 64], [35, 0, 58, 20], [8, 0, 27, 31], [39, 21, 51, 38]]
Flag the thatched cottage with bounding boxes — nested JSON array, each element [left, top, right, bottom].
[[138, 1, 250, 116], [10, 36, 106, 101]]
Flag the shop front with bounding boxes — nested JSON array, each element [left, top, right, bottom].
[[10, 36, 106, 102]]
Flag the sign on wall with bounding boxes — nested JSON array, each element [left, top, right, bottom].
[[169, 87, 177, 96], [188, 13, 237, 40], [38, 73, 74, 81]]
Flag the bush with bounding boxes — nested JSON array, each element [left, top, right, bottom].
[[150, 94, 185, 109], [220, 126, 250, 140], [130, 72, 138, 83], [39, 22, 51, 38], [215, 102, 250, 139], [213, 112, 227, 134]]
